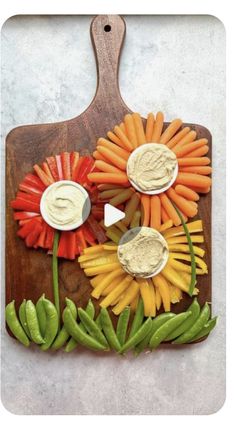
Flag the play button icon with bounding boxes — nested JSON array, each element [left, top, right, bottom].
[[104, 203, 125, 227]]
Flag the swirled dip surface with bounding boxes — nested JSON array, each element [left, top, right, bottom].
[[45, 182, 85, 227], [118, 227, 169, 277], [127, 143, 177, 192]]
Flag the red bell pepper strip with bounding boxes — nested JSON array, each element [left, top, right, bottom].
[[46, 156, 59, 181], [72, 156, 85, 182], [57, 231, 68, 258], [19, 182, 43, 196], [13, 211, 40, 221], [16, 191, 41, 204], [76, 229, 87, 251], [88, 186, 99, 204], [25, 222, 43, 247], [86, 215, 107, 243], [24, 173, 46, 191], [91, 206, 104, 221], [61, 152, 71, 180], [11, 199, 41, 213], [80, 224, 96, 246], [17, 218, 42, 239], [36, 222, 47, 248], [77, 157, 94, 185], [66, 231, 77, 259], [42, 162, 55, 182], [56, 155, 64, 180], [45, 225, 55, 249], [71, 152, 80, 180], [33, 164, 54, 187]]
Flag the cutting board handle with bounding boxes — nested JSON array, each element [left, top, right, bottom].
[[90, 15, 128, 109]]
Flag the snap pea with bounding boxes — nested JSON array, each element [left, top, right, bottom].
[[116, 307, 131, 346], [173, 303, 210, 344], [5, 300, 30, 347], [41, 298, 59, 350], [150, 312, 192, 349], [100, 308, 121, 352], [19, 299, 31, 339], [25, 300, 45, 344], [164, 298, 200, 341], [121, 317, 152, 353], [65, 299, 96, 352], [135, 312, 175, 355], [36, 294, 47, 337], [63, 307, 107, 351], [51, 298, 77, 350], [95, 312, 102, 330], [78, 308, 109, 348], [188, 316, 218, 342], [128, 298, 144, 339]]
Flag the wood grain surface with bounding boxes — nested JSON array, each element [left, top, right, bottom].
[[5, 15, 212, 340]]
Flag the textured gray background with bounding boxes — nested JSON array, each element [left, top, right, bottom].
[[1, 15, 225, 415]]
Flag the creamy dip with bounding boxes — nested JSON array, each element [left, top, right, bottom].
[[117, 227, 169, 278], [43, 182, 87, 229], [127, 143, 177, 192]]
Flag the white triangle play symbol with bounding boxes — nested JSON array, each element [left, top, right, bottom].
[[104, 203, 125, 227]]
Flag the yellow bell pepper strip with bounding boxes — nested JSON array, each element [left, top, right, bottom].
[[161, 263, 192, 293], [78, 250, 108, 263], [112, 280, 140, 315], [101, 274, 127, 296], [169, 253, 208, 273], [90, 273, 107, 288], [155, 287, 162, 310], [159, 219, 173, 232], [168, 244, 205, 258], [83, 244, 104, 255], [166, 235, 204, 244], [137, 278, 156, 317], [84, 262, 121, 276], [163, 220, 203, 239], [152, 274, 171, 312], [168, 258, 206, 275], [130, 294, 139, 311], [169, 284, 183, 303], [102, 244, 118, 251], [100, 275, 133, 308], [91, 268, 125, 298], [81, 253, 118, 268]]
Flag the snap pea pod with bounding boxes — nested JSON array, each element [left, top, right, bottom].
[[188, 316, 218, 342], [121, 317, 152, 353], [164, 298, 200, 341], [51, 298, 77, 350], [41, 298, 59, 350], [36, 294, 47, 337], [135, 312, 176, 355], [63, 307, 107, 351], [100, 308, 121, 352], [173, 303, 210, 344], [116, 307, 131, 346], [150, 312, 192, 349], [95, 312, 102, 330], [25, 300, 45, 344], [65, 299, 96, 352], [19, 299, 31, 339], [128, 298, 144, 339], [5, 300, 30, 347], [78, 308, 109, 348]]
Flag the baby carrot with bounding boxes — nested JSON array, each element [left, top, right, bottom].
[[159, 219, 173, 232], [159, 193, 181, 226], [166, 188, 198, 218], [173, 139, 208, 157], [93, 150, 107, 162], [173, 130, 197, 150], [161, 206, 170, 223], [152, 111, 164, 142], [141, 194, 151, 226], [175, 184, 199, 201], [179, 166, 212, 175], [97, 138, 130, 160], [97, 146, 127, 171], [33, 164, 54, 187], [124, 114, 138, 148], [150, 195, 161, 230], [189, 185, 210, 194], [185, 145, 209, 157], [95, 160, 122, 175], [175, 172, 212, 188], [113, 126, 133, 152], [123, 192, 140, 226], [145, 113, 155, 142], [166, 127, 190, 149], [132, 113, 146, 145], [178, 157, 211, 167], [87, 172, 129, 185], [109, 188, 134, 207], [107, 131, 126, 149], [159, 119, 183, 144]]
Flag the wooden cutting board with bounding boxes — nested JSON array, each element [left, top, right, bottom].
[[5, 15, 212, 338]]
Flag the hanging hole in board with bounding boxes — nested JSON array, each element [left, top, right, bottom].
[[104, 25, 111, 32]]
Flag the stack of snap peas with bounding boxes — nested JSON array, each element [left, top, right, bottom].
[[5, 296, 217, 354]]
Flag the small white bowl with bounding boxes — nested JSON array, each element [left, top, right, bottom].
[[117, 226, 169, 278], [126, 143, 178, 195], [40, 180, 91, 231]]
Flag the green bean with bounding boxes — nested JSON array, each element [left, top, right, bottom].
[[128, 298, 144, 339], [51, 298, 77, 350], [164, 298, 200, 341], [100, 308, 121, 352], [116, 307, 131, 346], [41, 298, 59, 350], [5, 300, 30, 347], [19, 299, 31, 339], [150, 312, 192, 349], [36, 294, 47, 337], [25, 300, 45, 344], [173, 303, 210, 344], [135, 312, 175, 355], [63, 307, 107, 351], [121, 317, 152, 353], [78, 308, 109, 348], [65, 299, 96, 352], [188, 316, 218, 342]]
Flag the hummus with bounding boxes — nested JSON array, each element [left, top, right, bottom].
[[43, 182, 87, 229], [117, 227, 169, 277], [127, 143, 177, 192]]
